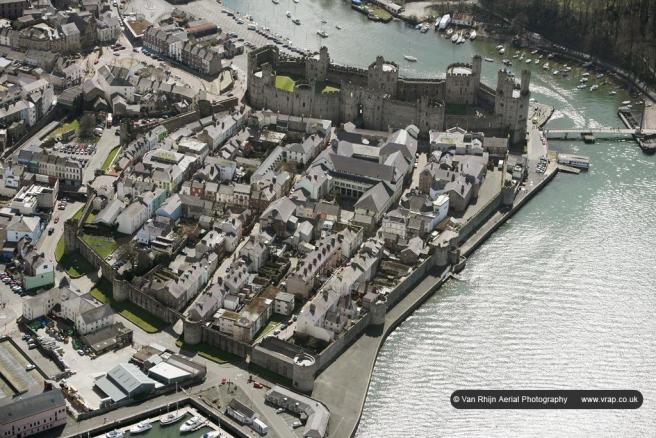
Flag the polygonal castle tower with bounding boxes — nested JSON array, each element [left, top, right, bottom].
[[495, 68, 531, 144], [305, 46, 330, 83], [445, 55, 482, 105], [367, 56, 399, 96]]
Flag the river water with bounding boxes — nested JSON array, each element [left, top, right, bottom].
[[225, 1, 656, 436]]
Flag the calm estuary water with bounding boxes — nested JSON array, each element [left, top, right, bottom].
[[226, 1, 656, 435]]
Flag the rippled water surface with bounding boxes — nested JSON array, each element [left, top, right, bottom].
[[226, 1, 656, 435]]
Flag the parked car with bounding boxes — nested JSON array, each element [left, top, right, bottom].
[[48, 227, 54, 235], [76, 349, 85, 356], [54, 217, 59, 224]]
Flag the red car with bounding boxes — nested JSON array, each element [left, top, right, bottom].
[[253, 382, 263, 389]]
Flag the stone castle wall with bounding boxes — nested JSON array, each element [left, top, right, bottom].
[[248, 45, 530, 142]]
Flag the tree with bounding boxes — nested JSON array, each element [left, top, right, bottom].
[[78, 113, 96, 139]]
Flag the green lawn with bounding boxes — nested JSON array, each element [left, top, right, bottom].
[[175, 339, 241, 365], [275, 75, 295, 92], [72, 207, 85, 221], [321, 85, 340, 93], [101, 146, 121, 171], [55, 236, 95, 278], [80, 233, 118, 259], [91, 279, 167, 334], [49, 119, 80, 139]]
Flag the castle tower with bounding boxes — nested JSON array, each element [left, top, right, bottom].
[[183, 318, 203, 345], [292, 352, 317, 393], [472, 55, 482, 99], [305, 46, 330, 83], [367, 56, 398, 96], [521, 69, 531, 95]]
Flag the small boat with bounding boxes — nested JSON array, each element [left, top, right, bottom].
[[579, 77, 588, 83], [577, 84, 588, 89], [530, 49, 538, 54], [496, 44, 504, 50], [525, 59, 532, 64], [502, 59, 512, 66], [484, 57, 493, 62], [597, 73, 605, 79], [404, 55, 418, 62], [543, 62, 550, 70], [317, 30, 328, 38], [321, 19, 327, 24], [180, 416, 206, 433], [294, 0, 299, 2], [547, 53, 555, 59], [451, 33, 458, 43], [105, 431, 124, 438], [272, 0, 279, 3], [590, 84, 599, 91], [292, 18, 301, 25], [335, 24, 342, 30], [446, 28, 454, 37], [160, 411, 185, 426], [622, 100, 631, 105], [609, 90, 617, 95], [420, 25, 429, 33], [552, 70, 559, 75], [499, 47, 505, 54], [457, 33, 465, 44], [129, 421, 152, 435], [469, 30, 476, 40], [286, 11, 291, 18], [201, 432, 222, 438]]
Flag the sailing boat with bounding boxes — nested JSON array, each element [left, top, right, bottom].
[[160, 384, 184, 426]]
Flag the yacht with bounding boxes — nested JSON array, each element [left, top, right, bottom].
[[579, 77, 589, 83], [498, 47, 505, 54], [577, 84, 588, 89], [552, 70, 560, 75], [525, 59, 532, 64], [317, 30, 328, 38], [609, 90, 617, 95], [129, 421, 152, 435], [450, 33, 458, 43], [469, 30, 476, 40], [160, 411, 185, 426], [180, 416, 206, 433], [590, 84, 599, 91], [105, 431, 123, 438], [483, 57, 494, 62], [404, 55, 418, 62]]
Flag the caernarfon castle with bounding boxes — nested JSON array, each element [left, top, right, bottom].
[[247, 46, 531, 145]]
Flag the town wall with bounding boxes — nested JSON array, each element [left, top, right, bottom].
[[201, 324, 253, 358]]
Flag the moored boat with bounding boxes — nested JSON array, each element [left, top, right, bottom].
[[160, 411, 185, 426], [180, 416, 206, 433], [105, 431, 123, 438], [404, 55, 418, 62], [129, 421, 152, 435]]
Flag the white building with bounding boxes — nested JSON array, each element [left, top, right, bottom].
[[116, 201, 149, 235]]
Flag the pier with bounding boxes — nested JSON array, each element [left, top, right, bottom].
[[544, 127, 656, 142]]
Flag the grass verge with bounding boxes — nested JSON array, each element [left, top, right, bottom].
[[90, 279, 167, 334], [55, 237, 95, 278], [101, 146, 121, 171]]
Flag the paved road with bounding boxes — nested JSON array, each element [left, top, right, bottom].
[[83, 126, 119, 183]]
